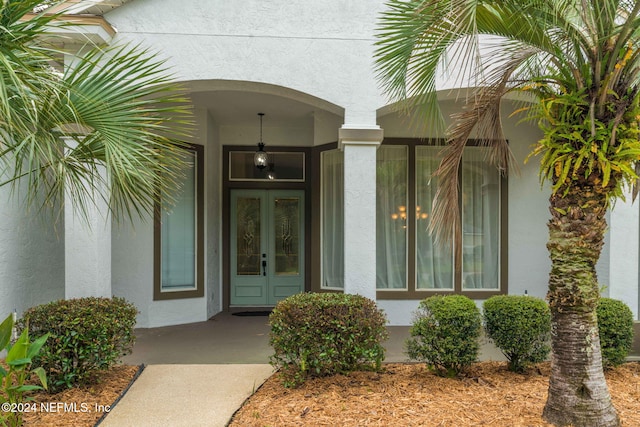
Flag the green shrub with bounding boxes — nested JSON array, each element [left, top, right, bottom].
[[406, 295, 481, 377], [597, 298, 634, 368], [269, 292, 388, 387], [18, 297, 138, 392], [483, 295, 551, 373]]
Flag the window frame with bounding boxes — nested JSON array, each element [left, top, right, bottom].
[[153, 143, 205, 300], [376, 138, 508, 300]]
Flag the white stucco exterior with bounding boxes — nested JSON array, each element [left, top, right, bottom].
[[106, 0, 384, 127], [341, 136, 382, 301], [1, 0, 638, 327], [0, 185, 64, 318], [64, 164, 112, 299], [606, 193, 640, 316]]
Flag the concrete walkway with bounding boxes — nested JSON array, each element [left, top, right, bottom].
[[99, 364, 273, 427]]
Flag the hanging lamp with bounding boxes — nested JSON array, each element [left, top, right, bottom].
[[254, 113, 268, 170]]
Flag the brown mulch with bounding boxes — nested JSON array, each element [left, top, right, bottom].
[[20, 365, 141, 427], [6, 362, 639, 426], [229, 362, 640, 427]]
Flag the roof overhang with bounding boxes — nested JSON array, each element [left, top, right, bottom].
[[22, 13, 116, 45], [20, 1, 133, 46], [47, 0, 131, 16]]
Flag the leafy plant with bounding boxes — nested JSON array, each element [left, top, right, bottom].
[[375, 0, 640, 422], [483, 295, 551, 373], [0, 314, 48, 427], [18, 297, 137, 392], [0, 0, 193, 224], [269, 293, 388, 388], [597, 298, 634, 368], [406, 295, 481, 377]]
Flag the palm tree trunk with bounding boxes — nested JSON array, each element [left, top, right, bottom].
[[542, 176, 619, 427]]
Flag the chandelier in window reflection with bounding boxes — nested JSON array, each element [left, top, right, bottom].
[[391, 205, 429, 228]]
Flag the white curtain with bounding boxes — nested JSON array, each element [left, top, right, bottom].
[[461, 148, 500, 289], [321, 150, 344, 288], [376, 145, 408, 289], [415, 146, 454, 289], [161, 151, 196, 289]]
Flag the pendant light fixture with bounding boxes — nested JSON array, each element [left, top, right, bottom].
[[254, 113, 268, 170]]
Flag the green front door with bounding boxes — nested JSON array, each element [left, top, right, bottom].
[[230, 189, 305, 306]]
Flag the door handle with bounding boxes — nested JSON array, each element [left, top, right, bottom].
[[262, 254, 267, 276]]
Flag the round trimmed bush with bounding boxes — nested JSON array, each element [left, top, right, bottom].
[[483, 295, 551, 372], [269, 292, 388, 388], [406, 295, 481, 377], [18, 297, 138, 392], [597, 298, 634, 368]]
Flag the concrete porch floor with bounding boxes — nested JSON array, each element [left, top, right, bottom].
[[122, 312, 640, 366], [122, 311, 507, 366]]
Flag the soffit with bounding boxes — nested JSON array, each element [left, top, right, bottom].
[[24, 1, 132, 45], [48, 0, 132, 16]]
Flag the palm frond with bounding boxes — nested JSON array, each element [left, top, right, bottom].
[[0, 0, 194, 224]]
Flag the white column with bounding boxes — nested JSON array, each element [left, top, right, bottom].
[[339, 126, 383, 301], [607, 191, 639, 319], [64, 143, 112, 299]]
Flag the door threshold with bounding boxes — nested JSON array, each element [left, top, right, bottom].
[[229, 306, 274, 313], [229, 307, 274, 317]]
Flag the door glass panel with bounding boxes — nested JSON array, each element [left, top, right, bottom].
[[236, 197, 261, 275], [274, 197, 300, 275]]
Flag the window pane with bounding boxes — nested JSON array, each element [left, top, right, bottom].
[[229, 151, 304, 181], [321, 150, 344, 289], [415, 146, 454, 289], [161, 151, 197, 290], [376, 145, 408, 289], [462, 147, 500, 290], [236, 197, 261, 276]]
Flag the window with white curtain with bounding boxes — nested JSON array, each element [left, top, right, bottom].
[[321, 149, 344, 289], [416, 146, 454, 289], [154, 144, 204, 300], [415, 144, 502, 292], [461, 148, 500, 290], [318, 141, 504, 297], [376, 145, 408, 289]]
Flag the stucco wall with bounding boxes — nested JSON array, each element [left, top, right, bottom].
[[499, 103, 550, 301], [111, 109, 216, 328], [0, 185, 64, 318], [111, 215, 209, 328], [105, 0, 385, 126], [205, 110, 223, 320]]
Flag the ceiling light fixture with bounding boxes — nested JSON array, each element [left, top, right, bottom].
[[254, 113, 268, 170]]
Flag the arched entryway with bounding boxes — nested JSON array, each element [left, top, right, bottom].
[[186, 80, 344, 311]]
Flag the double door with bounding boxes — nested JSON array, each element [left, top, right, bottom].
[[230, 189, 304, 306]]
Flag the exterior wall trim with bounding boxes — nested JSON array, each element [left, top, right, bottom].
[[338, 127, 384, 149]]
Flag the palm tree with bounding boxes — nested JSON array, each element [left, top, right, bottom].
[[0, 0, 192, 222], [375, 1, 640, 426]]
